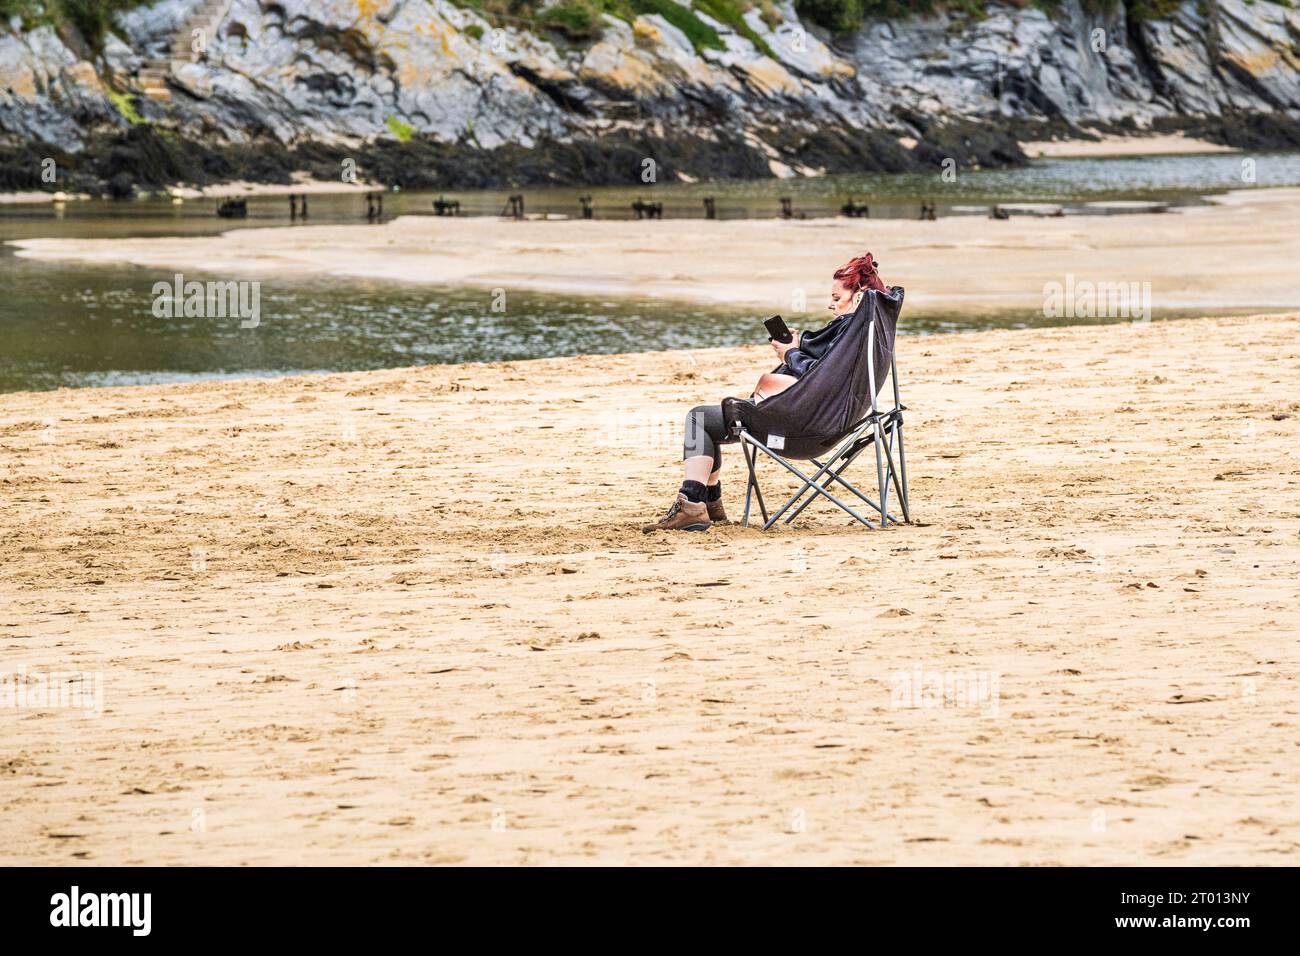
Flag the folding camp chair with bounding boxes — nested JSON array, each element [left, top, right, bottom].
[[721, 286, 910, 530]]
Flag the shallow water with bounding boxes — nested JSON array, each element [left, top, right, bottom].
[[0, 252, 1263, 395], [7, 151, 1300, 228], [3, 152, 1297, 393]]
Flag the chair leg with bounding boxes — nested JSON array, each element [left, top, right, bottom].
[[885, 441, 905, 521], [801, 455, 899, 522], [782, 455, 842, 524], [769, 480, 876, 530], [736, 429, 905, 532], [784, 448, 873, 524], [894, 420, 911, 523], [742, 449, 754, 529], [872, 420, 889, 525], [812, 480, 898, 525], [882, 428, 906, 524], [741, 439, 768, 527], [780, 432, 902, 526], [746, 441, 878, 530], [763, 450, 846, 527]]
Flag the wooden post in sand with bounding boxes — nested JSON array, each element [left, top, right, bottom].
[[840, 198, 869, 218], [632, 199, 663, 220]]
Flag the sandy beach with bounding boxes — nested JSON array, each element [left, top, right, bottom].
[[2, 309, 1297, 865], [12, 187, 1300, 315], [1020, 132, 1239, 159], [0, 191, 94, 205]]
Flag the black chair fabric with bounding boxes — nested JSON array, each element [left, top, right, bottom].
[[722, 286, 904, 459]]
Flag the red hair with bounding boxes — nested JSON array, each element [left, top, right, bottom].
[[833, 252, 887, 294]]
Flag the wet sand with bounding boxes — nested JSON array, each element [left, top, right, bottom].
[[0, 175, 379, 205], [2, 312, 1297, 864], [11, 188, 1300, 315]]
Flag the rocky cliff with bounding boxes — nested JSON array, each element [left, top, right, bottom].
[[2, 0, 1299, 193]]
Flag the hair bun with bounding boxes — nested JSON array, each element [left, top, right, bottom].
[[833, 251, 887, 294]]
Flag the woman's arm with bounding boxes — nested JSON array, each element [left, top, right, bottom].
[[776, 315, 843, 377], [779, 341, 819, 377], [772, 330, 820, 376]]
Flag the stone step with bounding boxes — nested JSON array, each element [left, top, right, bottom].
[[140, 0, 231, 104]]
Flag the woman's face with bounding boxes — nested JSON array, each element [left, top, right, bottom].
[[829, 280, 862, 317]]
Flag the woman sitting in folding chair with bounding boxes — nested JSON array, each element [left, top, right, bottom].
[[643, 252, 889, 533]]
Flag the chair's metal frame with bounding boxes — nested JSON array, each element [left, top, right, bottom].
[[737, 315, 910, 530]]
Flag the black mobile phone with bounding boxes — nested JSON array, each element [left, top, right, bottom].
[[764, 315, 793, 344]]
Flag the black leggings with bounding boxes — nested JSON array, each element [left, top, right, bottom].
[[683, 404, 734, 472]]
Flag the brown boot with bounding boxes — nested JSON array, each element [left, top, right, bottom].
[[641, 493, 710, 533], [707, 498, 729, 525]]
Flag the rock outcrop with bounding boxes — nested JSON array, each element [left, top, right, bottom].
[[2, 0, 1298, 192]]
